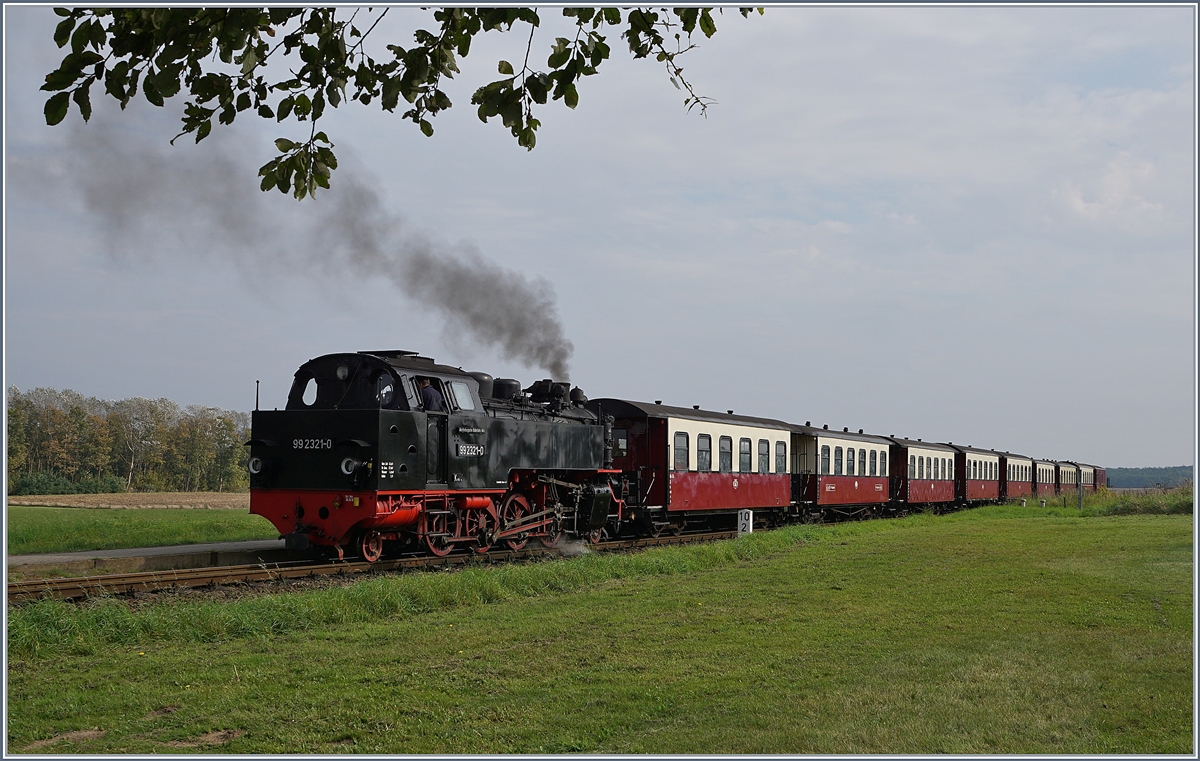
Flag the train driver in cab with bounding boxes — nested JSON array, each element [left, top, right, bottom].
[[417, 377, 446, 412]]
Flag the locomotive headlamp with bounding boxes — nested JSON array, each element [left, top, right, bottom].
[[248, 456, 265, 475], [340, 457, 361, 475], [336, 364, 350, 381]]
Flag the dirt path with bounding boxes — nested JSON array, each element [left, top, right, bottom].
[[6, 492, 249, 510]]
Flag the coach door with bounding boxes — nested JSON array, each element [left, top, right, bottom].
[[426, 414, 448, 486]]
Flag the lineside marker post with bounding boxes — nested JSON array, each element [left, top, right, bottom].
[[738, 509, 753, 536]]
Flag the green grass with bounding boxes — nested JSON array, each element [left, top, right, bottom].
[[1009, 483, 1192, 516], [6, 508, 1192, 753], [5, 506, 279, 556]]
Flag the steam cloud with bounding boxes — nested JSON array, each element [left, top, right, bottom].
[[39, 113, 574, 379]]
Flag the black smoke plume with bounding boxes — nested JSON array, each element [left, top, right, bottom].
[[34, 111, 574, 379]]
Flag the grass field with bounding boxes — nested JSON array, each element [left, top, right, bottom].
[[6, 506, 279, 556], [6, 506, 1191, 754]]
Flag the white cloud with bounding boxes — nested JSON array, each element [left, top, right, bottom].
[[1062, 152, 1165, 232]]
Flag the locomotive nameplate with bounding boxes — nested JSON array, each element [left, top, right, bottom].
[[456, 444, 485, 457], [456, 427, 485, 435], [293, 438, 333, 450]]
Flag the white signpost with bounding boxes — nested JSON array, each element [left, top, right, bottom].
[[738, 509, 753, 536]]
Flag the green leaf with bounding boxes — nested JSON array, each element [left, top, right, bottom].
[[277, 96, 294, 121], [564, 83, 578, 109], [260, 171, 277, 191], [274, 138, 295, 152], [44, 91, 70, 125], [72, 83, 92, 121], [53, 17, 75, 48], [195, 120, 212, 142], [257, 104, 274, 119], [498, 60, 514, 76], [420, 119, 433, 137], [699, 11, 717, 39]]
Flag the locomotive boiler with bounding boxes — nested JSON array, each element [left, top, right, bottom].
[[247, 351, 624, 561]]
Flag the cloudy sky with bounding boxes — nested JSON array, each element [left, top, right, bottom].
[[4, 5, 1195, 468]]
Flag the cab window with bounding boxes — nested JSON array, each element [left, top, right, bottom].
[[447, 380, 476, 411], [612, 428, 628, 459]]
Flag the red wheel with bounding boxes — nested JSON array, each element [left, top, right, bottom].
[[587, 527, 608, 545], [425, 508, 456, 557], [500, 493, 531, 551], [462, 507, 496, 554], [359, 531, 383, 563]]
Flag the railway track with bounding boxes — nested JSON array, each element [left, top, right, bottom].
[[7, 530, 738, 603]]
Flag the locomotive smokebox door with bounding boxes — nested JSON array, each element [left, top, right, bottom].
[[582, 484, 612, 531]]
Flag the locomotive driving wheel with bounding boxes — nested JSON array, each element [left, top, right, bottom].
[[462, 506, 497, 554], [500, 493, 531, 551], [539, 516, 564, 548], [586, 527, 608, 545], [358, 531, 383, 563], [424, 507, 458, 557]]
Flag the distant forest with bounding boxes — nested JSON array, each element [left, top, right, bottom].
[[1104, 466, 1193, 489], [7, 386, 249, 495]]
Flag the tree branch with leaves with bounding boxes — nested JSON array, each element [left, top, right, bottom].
[[42, 6, 762, 199]]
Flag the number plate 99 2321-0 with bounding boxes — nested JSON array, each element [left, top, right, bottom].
[[456, 444, 485, 457], [293, 439, 333, 450]]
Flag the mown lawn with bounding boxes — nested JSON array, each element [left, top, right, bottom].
[[6, 507, 1192, 753], [6, 506, 279, 555]]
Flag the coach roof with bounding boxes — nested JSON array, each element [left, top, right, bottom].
[[589, 399, 791, 430], [885, 436, 957, 452]]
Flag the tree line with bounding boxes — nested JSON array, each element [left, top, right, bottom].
[[6, 386, 250, 495]]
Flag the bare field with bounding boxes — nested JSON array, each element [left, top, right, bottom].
[[5, 492, 249, 510]]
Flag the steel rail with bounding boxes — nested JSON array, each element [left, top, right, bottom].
[[7, 530, 738, 603]]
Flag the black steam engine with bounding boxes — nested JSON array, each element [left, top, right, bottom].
[[247, 351, 625, 560]]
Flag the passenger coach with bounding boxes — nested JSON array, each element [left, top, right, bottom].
[[1057, 461, 1079, 495], [1033, 459, 1056, 496], [952, 445, 1001, 504], [790, 424, 892, 520], [999, 452, 1034, 500], [887, 437, 956, 510], [592, 399, 791, 534]]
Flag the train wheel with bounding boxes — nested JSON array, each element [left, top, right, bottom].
[[586, 527, 608, 545], [359, 531, 383, 563], [669, 521, 685, 537], [425, 509, 457, 557], [540, 518, 563, 548], [462, 508, 495, 554], [500, 493, 530, 551]]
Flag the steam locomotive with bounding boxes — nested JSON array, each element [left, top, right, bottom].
[[247, 350, 1104, 560]]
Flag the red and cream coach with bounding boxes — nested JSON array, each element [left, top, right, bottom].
[[790, 423, 891, 520], [999, 451, 1034, 500], [1033, 459, 1056, 496], [952, 445, 1001, 504], [886, 437, 957, 510], [593, 399, 792, 534], [1056, 461, 1080, 495]]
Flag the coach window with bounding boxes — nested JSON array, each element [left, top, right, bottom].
[[869, 450, 877, 476], [719, 436, 733, 472], [673, 432, 689, 472], [758, 439, 770, 474], [776, 441, 787, 473], [697, 434, 712, 472], [918, 456, 924, 480], [846, 447, 856, 476], [834, 447, 843, 475], [909, 454, 916, 476], [612, 429, 628, 459], [820, 445, 831, 475], [880, 451, 888, 477], [858, 449, 866, 476], [740, 438, 752, 472]]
